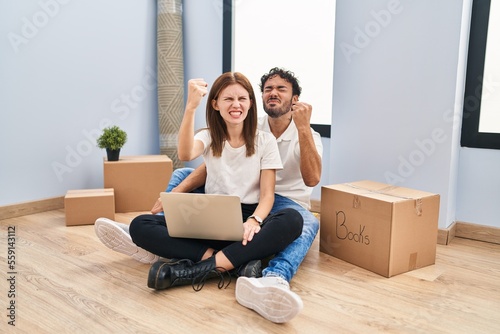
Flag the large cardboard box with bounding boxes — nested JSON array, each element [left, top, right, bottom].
[[320, 180, 440, 277], [103, 155, 172, 212], [65, 189, 115, 226]]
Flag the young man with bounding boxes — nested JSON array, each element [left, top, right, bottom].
[[234, 67, 323, 323], [95, 67, 323, 323]]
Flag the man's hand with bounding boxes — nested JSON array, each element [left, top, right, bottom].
[[290, 101, 313, 130], [150, 185, 185, 214], [151, 198, 163, 214], [150, 165, 208, 214]]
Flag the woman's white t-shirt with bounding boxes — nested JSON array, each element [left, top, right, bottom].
[[194, 129, 283, 204]]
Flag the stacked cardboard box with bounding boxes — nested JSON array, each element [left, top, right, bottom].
[[103, 155, 173, 212]]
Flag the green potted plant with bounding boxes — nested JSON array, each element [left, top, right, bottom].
[[96, 125, 128, 161]]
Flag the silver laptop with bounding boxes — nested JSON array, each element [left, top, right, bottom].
[[160, 192, 244, 241]]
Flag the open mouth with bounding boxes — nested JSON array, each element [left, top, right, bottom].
[[229, 111, 243, 117]]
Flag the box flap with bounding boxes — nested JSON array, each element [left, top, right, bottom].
[[65, 188, 114, 198], [323, 181, 438, 204]]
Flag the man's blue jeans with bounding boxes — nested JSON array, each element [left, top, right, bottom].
[[163, 167, 319, 282]]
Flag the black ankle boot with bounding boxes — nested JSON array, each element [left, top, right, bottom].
[[147, 257, 227, 291], [231, 260, 262, 278]]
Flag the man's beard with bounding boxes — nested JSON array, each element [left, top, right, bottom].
[[263, 99, 293, 119]]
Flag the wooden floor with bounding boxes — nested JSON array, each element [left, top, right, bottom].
[[1, 209, 499, 334]]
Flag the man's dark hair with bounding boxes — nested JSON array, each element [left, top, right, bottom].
[[259, 67, 302, 97]]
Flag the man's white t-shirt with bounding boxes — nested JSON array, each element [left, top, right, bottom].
[[194, 129, 283, 204], [258, 115, 323, 209]]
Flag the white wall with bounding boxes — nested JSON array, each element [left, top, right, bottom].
[[0, 0, 159, 206], [456, 148, 500, 227], [331, 0, 466, 229]]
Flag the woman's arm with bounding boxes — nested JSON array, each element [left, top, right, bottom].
[[250, 169, 275, 220], [171, 163, 207, 193], [177, 79, 208, 161], [242, 169, 276, 245]]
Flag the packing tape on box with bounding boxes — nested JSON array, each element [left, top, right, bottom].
[[353, 195, 361, 208], [346, 183, 423, 216], [414, 198, 423, 216]]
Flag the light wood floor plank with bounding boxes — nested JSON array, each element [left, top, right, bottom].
[[1, 210, 499, 333]]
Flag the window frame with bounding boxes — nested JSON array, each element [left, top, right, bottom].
[[461, 0, 500, 149]]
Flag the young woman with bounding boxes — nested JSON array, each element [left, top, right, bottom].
[[129, 72, 303, 290]]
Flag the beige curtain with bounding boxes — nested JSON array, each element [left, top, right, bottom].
[[157, 0, 184, 168]]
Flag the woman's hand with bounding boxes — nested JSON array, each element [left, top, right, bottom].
[[242, 219, 261, 246], [186, 78, 208, 111], [178, 79, 208, 161]]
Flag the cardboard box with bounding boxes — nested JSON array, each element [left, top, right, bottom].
[[65, 189, 115, 226], [320, 180, 440, 277], [103, 155, 172, 212]]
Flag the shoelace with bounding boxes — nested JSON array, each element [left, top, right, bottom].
[[192, 267, 232, 292]]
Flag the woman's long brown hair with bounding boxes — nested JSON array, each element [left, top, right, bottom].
[[206, 72, 257, 157]]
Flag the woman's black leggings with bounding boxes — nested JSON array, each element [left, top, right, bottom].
[[129, 207, 303, 268]]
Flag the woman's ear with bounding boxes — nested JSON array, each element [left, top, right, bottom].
[[211, 99, 218, 111]]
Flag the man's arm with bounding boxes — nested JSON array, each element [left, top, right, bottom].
[[151, 163, 207, 214], [172, 162, 207, 193], [297, 128, 322, 186], [291, 102, 322, 187]]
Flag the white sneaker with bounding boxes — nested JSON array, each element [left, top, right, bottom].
[[94, 218, 159, 264], [235, 276, 303, 323]]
